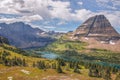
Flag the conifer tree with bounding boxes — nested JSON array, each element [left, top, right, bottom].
[[115, 72, 120, 80], [32, 62, 36, 67], [23, 59, 27, 67], [52, 63, 56, 69], [73, 66, 80, 73], [103, 70, 111, 80], [56, 64, 63, 73]]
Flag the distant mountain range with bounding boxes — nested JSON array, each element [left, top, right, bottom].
[[0, 22, 55, 49], [0, 15, 119, 49]]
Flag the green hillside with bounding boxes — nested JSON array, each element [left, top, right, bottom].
[[45, 39, 87, 52], [0, 38, 120, 80], [0, 43, 107, 80]]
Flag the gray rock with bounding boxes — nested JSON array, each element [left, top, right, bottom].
[[74, 15, 119, 38]]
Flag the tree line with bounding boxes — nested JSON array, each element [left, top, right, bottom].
[[0, 51, 27, 67], [0, 50, 120, 80]]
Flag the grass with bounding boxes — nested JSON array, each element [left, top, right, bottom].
[[0, 43, 105, 80], [0, 40, 119, 80], [45, 39, 87, 52], [0, 65, 104, 80], [0, 44, 56, 66], [42, 39, 120, 65]]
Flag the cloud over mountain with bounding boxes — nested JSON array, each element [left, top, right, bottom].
[[0, 0, 119, 32]]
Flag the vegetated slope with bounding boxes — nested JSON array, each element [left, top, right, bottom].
[[45, 39, 87, 52], [32, 14, 120, 80], [44, 38, 120, 64], [0, 39, 106, 80], [81, 37, 120, 52], [0, 46, 114, 80], [41, 36, 120, 80], [0, 36, 9, 44], [0, 22, 55, 49]]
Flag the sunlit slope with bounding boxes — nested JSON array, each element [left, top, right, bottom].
[[0, 44, 106, 80]]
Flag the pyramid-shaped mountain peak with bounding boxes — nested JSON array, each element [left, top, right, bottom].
[[74, 15, 119, 37]]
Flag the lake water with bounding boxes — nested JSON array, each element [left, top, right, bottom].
[[35, 51, 120, 69], [35, 51, 58, 59]]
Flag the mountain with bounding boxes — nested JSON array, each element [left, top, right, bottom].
[[63, 15, 120, 52], [73, 15, 119, 39], [0, 22, 55, 49], [0, 36, 9, 44], [40, 31, 65, 39]]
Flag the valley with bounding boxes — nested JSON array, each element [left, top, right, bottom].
[[0, 41, 105, 80], [0, 15, 120, 80], [0, 0, 120, 80], [0, 40, 120, 80]]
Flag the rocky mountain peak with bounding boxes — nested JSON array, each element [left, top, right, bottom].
[[74, 15, 119, 38]]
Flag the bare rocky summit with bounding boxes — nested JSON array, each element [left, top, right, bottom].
[[74, 15, 119, 39]]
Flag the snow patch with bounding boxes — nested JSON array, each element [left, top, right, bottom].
[[73, 37, 78, 40], [69, 36, 73, 39], [88, 33, 100, 36], [100, 41, 109, 44], [109, 40, 115, 45], [36, 32, 40, 35], [41, 32, 46, 35], [100, 41, 106, 44], [85, 37, 89, 40], [69, 36, 78, 40]]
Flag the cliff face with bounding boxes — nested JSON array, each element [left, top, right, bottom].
[[74, 15, 119, 38]]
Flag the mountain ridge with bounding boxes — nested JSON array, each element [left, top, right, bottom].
[[0, 22, 55, 49]]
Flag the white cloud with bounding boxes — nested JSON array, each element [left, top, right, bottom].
[[73, 9, 95, 21], [112, 0, 120, 7], [96, 0, 120, 10], [99, 11, 120, 27], [49, 1, 72, 20], [0, 0, 72, 20], [0, 0, 119, 29], [77, 2, 83, 5], [73, 9, 120, 27], [21, 15, 43, 22], [44, 26, 56, 29], [0, 0, 24, 14], [57, 21, 66, 25], [40, 26, 56, 32], [75, 10, 120, 27], [0, 15, 43, 23]]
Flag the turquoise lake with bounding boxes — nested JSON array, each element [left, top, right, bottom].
[[35, 51, 58, 59]]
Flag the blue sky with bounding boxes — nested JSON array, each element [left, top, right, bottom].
[[0, 0, 120, 33]]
